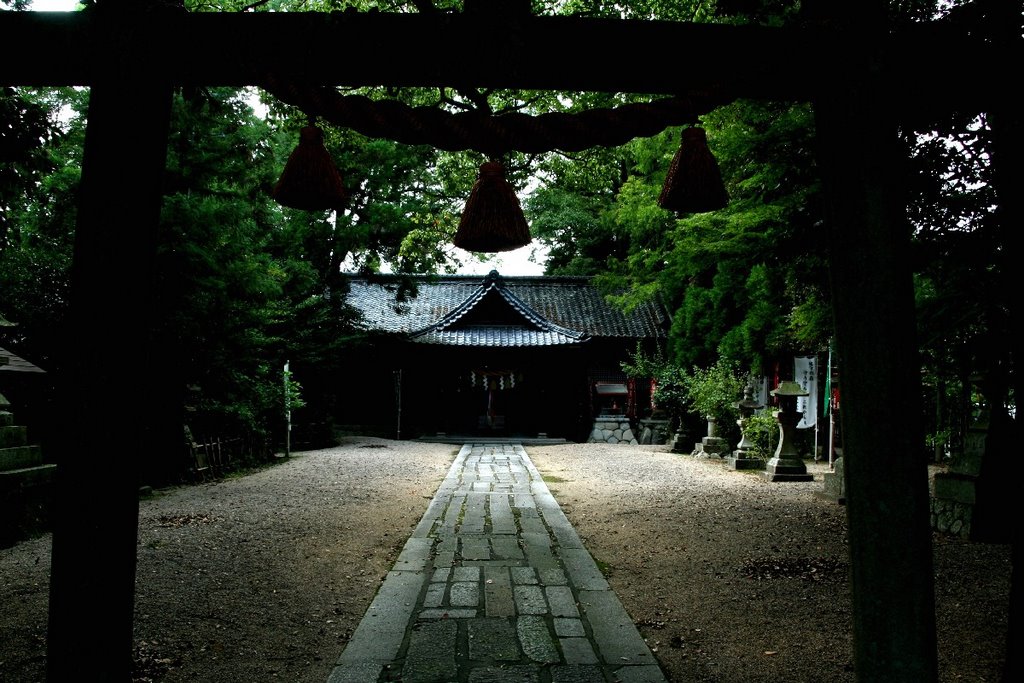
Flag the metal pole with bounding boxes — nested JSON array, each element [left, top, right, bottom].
[[813, 351, 820, 461], [829, 408, 836, 470], [814, 386, 821, 462]]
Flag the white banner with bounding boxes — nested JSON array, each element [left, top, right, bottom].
[[794, 355, 817, 429], [752, 375, 770, 412]]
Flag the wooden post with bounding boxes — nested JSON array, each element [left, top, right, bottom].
[[284, 360, 291, 457], [989, 3, 1024, 675], [808, 1, 938, 679], [394, 368, 403, 440], [45, 3, 175, 680]]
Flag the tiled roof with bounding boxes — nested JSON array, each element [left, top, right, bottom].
[[0, 345, 45, 374], [345, 270, 668, 347], [407, 273, 588, 347]]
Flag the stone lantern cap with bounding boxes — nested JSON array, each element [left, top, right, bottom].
[[735, 384, 763, 411], [770, 380, 809, 398]]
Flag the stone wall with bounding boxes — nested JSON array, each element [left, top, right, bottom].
[[1, 394, 55, 548], [930, 471, 976, 539], [637, 418, 670, 445], [826, 456, 976, 539], [930, 496, 972, 539], [587, 416, 638, 445]]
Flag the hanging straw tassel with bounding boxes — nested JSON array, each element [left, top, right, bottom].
[[272, 121, 347, 211], [658, 126, 729, 214], [453, 160, 532, 253]]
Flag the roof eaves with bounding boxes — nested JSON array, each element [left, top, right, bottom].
[[407, 280, 490, 338]]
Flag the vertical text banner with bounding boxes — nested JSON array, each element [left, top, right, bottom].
[[795, 355, 817, 429], [753, 375, 770, 411]]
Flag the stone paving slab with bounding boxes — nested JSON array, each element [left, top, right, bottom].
[[327, 443, 667, 683]]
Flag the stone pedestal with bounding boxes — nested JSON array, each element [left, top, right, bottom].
[[763, 382, 813, 482], [928, 372, 1020, 541], [727, 386, 764, 470], [638, 418, 670, 445], [587, 415, 638, 445], [820, 454, 846, 504], [670, 430, 690, 453], [764, 458, 813, 482], [931, 471, 974, 538], [724, 454, 765, 471], [930, 420, 985, 539], [692, 436, 729, 458], [0, 393, 56, 548], [692, 417, 728, 458]]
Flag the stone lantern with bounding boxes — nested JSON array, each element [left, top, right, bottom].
[[764, 380, 813, 482], [726, 384, 765, 470]]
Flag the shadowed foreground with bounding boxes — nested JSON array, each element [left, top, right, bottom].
[[0, 438, 1010, 682]]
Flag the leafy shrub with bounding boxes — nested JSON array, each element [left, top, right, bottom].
[[743, 411, 779, 458], [683, 359, 748, 426]]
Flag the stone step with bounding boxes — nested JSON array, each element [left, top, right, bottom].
[[0, 411, 13, 427], [0, 463, 57, 548], [0, 424, 28, 448], [0, 462, 57, 488], [0, 444, 44, 471]]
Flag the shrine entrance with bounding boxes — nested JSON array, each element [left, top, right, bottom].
[[401, 350, 591, 442], [468, 368, 520, 434]]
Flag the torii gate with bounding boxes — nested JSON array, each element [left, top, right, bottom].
[[1, 1, 1020, 681]]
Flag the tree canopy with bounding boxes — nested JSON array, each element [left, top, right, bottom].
[[0, 0, 1010, 478]]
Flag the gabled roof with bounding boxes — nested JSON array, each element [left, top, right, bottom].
[[345, 270, 668, 347], [409, 272, 589, 347]]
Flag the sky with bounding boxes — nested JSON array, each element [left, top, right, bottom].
[[447, 242, 548, 276], [28, 0, 78, 8], [27, 0, 549, 276]]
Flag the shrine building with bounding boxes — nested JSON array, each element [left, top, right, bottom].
[[342, 269, 669, 442]]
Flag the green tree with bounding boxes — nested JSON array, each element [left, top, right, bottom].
[[906, 108, 1011, 461], [621, 344, 692, 433], [150, 87, 288, 458], [576, 98, 830, 375], [0, 86, 87, 367], [4, 0, 1007, 480], [684, 358, 749, 427]]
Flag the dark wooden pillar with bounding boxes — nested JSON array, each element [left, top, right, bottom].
[[45, 3, 175, 680], [990, 4, 1024, 678], [809, 1, 938, 680]]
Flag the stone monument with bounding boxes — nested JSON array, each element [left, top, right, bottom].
[[691, 415, 729, 458], [726, 384, 766, 470], [763, 380, 813, 482]]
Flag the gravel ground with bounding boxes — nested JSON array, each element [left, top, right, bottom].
[[0, 437, 1013, 682]]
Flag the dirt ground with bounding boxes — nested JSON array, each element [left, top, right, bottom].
[[0, 437, 1013, 682]]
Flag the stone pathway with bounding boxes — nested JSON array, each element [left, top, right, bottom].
[[327, 443, 666, 683]]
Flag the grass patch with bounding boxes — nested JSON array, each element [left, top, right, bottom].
[[592, 556, 613, 576]]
